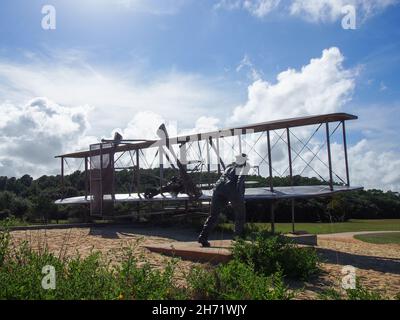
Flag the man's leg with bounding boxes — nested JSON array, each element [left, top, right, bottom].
[[198, 192, 227, 246], [231, 199, 246, 238]]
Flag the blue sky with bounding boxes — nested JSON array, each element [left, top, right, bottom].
[[0, 0, 399, 190]]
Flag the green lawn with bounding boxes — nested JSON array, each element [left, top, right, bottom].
[[354, 232, 400, 244], [219, 219, 400, 235]]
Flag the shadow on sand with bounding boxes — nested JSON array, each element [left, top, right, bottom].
[[315, 247, 400, 275], [88, 225, 399, 275], [88, 225, 234, 242]]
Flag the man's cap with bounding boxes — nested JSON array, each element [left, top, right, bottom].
[[235, 153, 249, 164]]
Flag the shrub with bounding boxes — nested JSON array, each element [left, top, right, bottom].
[[319, 281, 385, 300], [346, 284, 384, 300], [232, 232, 320, 280], [187, 260, 294, 300], [0, 226, 10, 266], [116, 249, 187, 300], [0, 229, 185, 300]]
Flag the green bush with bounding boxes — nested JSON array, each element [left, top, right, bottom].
[[320, 281, 385, 300], [232, 232, 320, 280], [0, 225, 10, 266], [187, 260, 294, 300], [0, 229, 185, 300], [116, 249, 187, 300], [346, 284, 384, 300]]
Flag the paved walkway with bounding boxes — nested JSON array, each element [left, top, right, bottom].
[[318, 230, 400, 243], [319, 230, 399, 238]]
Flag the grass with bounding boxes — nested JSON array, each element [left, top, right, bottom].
[[354, 232, 400, 245], [218, 219, 400, 235]]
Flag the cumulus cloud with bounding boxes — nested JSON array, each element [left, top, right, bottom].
[[0, 51, 234, 137], [0, 49, 238, 177], [230, 47, 355, 124], [0, 98, 93, 177], [225, 47, 399, 191], [349, 139, 400, 191]]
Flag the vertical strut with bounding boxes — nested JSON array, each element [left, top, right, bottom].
[[342, 121, 350, 186], [287, 128, 295, 233], [179, 142, 187, 171], [159, 146, 164, 191], [267, 131, 274, 193], [136, 150, 140, 195], [84, 156, 88, 200], [99, 143, 104, 216], [206, 139, 211, 187], [326, 123, 334, 191], [61, 157, 64, 200], [206, 139, 211, 173], [216, 136, 221, 175]]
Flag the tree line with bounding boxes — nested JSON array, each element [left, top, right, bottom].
[[0, 169, 399, 223]]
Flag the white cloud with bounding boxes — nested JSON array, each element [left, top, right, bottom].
[[349, 139, 400, 191], [0, 98, 94, 177], [289, 0, 398, 23], [243, 0, 281, 17], [215, 0, 281, 17], [226, 47, 400, 191], [0, 50, 236, 177], [230, 47, 355, 124], [236, 54, 263, 81], [0, 51, 233, 137], [215, 0, 398, 22], [116, 0, 186, 15]]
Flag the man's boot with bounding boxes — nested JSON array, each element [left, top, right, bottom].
[[198, 234, 211, 247]]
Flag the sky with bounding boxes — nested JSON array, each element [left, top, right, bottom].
[[0, 0, 399, 191]]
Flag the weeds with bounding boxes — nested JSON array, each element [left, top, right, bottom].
[[187, 260, 295, 300], [0, 228, 185, 300], [319, 281, 385, 300], [232, 231, 320, 280]]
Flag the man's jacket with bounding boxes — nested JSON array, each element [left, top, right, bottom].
[[215, 163, 249, 200]]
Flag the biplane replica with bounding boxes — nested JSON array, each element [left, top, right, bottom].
[[55, 112, 362, 232]]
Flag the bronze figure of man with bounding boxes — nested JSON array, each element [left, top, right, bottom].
[[198, 153, 250, 247]]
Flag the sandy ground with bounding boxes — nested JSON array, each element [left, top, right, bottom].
[[292, 232, 400, 299], [8, 226, 400, 299], [9, 226, 202, 285]]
